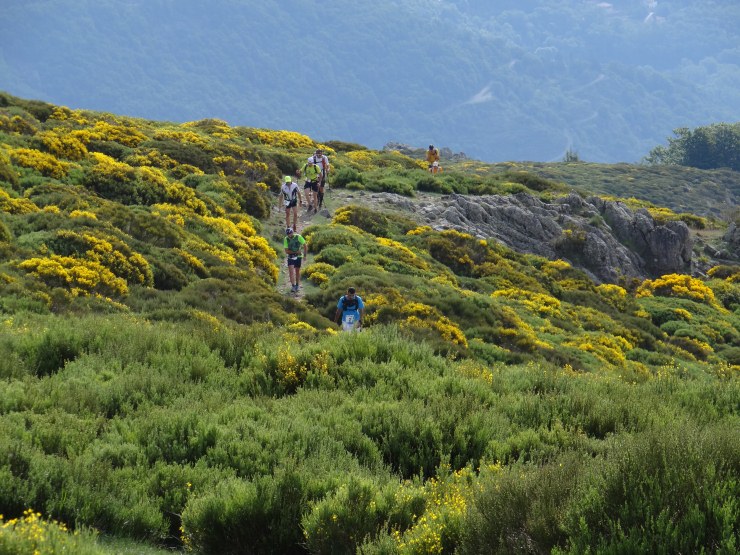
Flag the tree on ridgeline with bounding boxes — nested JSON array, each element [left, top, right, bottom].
[[645, 123, 740, 171]]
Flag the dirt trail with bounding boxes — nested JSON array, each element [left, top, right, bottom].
[[270, 197, 330, 300]]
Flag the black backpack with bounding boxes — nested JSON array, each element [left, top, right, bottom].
[[340, 295, 359, 311]]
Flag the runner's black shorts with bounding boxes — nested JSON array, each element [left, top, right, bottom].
[[304, 181, 319, 192], [287, 256, 302, 268]]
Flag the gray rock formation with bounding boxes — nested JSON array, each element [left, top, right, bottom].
[[723, 223, 740, 259], [374, 191, 693, 283]]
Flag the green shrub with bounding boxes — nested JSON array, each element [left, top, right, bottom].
[[501, 170, 565, 193], [0, 151, 20, 189], [416, 174, 454, 194], [182, 469, 309, 554], [461, 455, 581, 554], [333, 166, 364, 188], [715, 345, 740, 365], [324, 140, 367, 152], [0, 218, 12, 242], [230, 179, 271, 219], [332, 206, 416, 237], [303, 476, 395, 554], [314, 245, 358, 267], [97, 206, 184, 248], [264, 150, 299, 176], [0, 92, 55, 121], [560, 422, 740, 554], [365, 175, 415, 196], [151, 261, 190, 290], [87, 140, 132, 160], [142, 139, 217, 173], [24, 326, 84, 377]]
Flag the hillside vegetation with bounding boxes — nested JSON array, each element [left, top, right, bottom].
[[1, 93, 738, 554], [463, 160, 739, 220]]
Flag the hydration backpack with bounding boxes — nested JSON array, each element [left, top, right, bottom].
[[340, 295, 359, 311]]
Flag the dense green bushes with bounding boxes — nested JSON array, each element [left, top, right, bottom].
[[0, 315, 737, 553]]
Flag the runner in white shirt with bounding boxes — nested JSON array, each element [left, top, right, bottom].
[[280, 175, 302, 231], [308, 149, 330, 210]]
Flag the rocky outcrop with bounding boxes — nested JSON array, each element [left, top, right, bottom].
[[723, 223, 740, 259], [374, 191, 693, 283]]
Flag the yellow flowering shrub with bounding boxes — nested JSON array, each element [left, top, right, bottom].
[[542, 259, 572, 273], [153, 129, 209, 147], [286, 321, 317, 333], [37, 130, 88, 160], [0, 114, 38, 135], [183, 118, 236, 139], [394, 466, 474, 554], [708, 265, 740, 282], [0, 509, 99, 554], [252, 129, 314, 148], [492, 288, 562, 317], [670, 335, 714, 360], [401, 315, 468, 348], [673, 308, 692, 321], [234, 218, 257, 237], [190, 239, 236, 265], [376, 237, 429, 270], [169, 163, 205, 179], [191, 214, 277, 280], [345, 150, 376, 170], [267, 344, 332, 392], [494, 306, 551, 352], [407, 225, 433, 236], [430, 274, 459, 288], [637, 273, 721, 309], [49, 106, 91, 125], [9, 147, 71, 179], [596, 283, 629, 311], [92, 121, 147, 146], [69, 209, 97, 220], [162, 184, 209, 215], [212, 157, 270, 180], [455, 359, 494, 385], [138, 165, 169, 188], [173, 248, 208, 276], [243, 236, 279, 283], [125, 149, 179, 169], [19, 254, 128, 297], [88, 151, 136, 182], [303, 262, 337, 285], [564, 332, 633, 366], [53, 231, 153, 286], [0, 189, 39, 214]]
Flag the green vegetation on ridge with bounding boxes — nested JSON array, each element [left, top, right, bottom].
[[0, 94, 738, 553]]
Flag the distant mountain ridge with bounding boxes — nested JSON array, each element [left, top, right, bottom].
[[1, 0, 739, 162]]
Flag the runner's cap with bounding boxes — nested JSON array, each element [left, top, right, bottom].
[[284, 175, 292, 182]]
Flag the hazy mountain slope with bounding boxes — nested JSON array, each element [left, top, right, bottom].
[[1, 0, 739, 163]]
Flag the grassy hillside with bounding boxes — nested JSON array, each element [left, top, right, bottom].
[[1, 93, 739, 554], [462, 160, 740, 220]]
